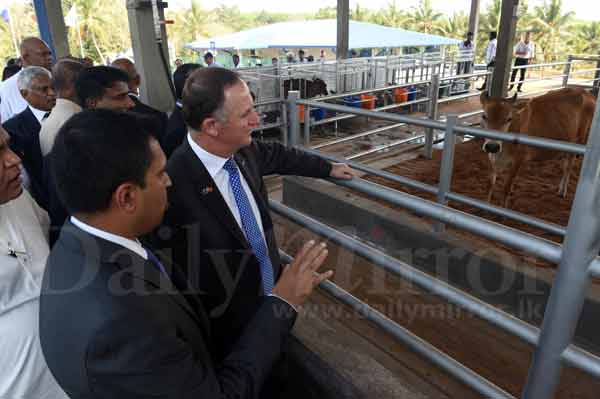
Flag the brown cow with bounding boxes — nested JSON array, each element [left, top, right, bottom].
[[480, 87, 596, 208]]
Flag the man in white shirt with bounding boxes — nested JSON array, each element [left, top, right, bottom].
[[509, 31, 535, 92], [457, 31, 474, 75], [0, 126, 67, 399], [478, 31, 497, 91], [39, 59, 84, 156], [0, 37, 53, 123], [204, 51, 223, 68]]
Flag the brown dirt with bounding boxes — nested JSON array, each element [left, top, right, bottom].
[[364, 138, 581, 268]]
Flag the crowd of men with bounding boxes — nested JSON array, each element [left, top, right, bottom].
[[0, 36, 355, 399]]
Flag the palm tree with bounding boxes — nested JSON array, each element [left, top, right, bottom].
[[406, 0, 443, 34], [437, 12, 469, 39], [570, 21, 600, 55], [314, 7, 337, 20], [62, 0, 130, 62], [530, 0, 574, 62], [351, 4, 371, 22], [372, 1, 407, 28]]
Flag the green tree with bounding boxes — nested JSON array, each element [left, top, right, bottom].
[[372, 1, 406, 28], [405, 0, 443, 33], [530, 0, 574, 62], [570, 21, 600, 55], [437, 12, 469, 39], [313, 7, 337, 20]]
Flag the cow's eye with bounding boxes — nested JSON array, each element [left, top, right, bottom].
[[482, 115, 488, 120], [506, 117, 512, 123]]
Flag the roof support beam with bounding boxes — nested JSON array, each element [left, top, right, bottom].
[[126, 0, 174, 112], [491, 0, 519, 97], [336, 0, 349, 60], [468, 0, 481, 45], [32, 0, 69, 60]]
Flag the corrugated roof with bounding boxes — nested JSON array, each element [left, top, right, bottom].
[[186, 19, 461, 51]]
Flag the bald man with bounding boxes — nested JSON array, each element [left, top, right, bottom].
[[111, 58, 167, 144], [39, 59, 85, 156], [0, 37, 53, 122]]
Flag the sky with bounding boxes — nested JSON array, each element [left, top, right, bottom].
[[170, 0, 600, 21]]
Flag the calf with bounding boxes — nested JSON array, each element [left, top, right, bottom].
[[480, 88, 596, 208]]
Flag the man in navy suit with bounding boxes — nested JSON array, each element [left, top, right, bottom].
[[159, 67, 354, 365], [3, 66, 55, 209], [39, 109, 333, 398]]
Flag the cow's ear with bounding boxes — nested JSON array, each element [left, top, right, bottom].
[[480, 91, 489, 104]]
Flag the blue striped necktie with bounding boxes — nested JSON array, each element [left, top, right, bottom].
[[144, 246, 169, 278], [223, 158, 274, 294]]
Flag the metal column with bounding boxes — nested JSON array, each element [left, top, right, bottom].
[[32, 0, 69, 59], [126, 0, 174, 112], [288, 91, 301, 147], [426, 74, 441, 159], [522, 95, 600, 398], [336, 0, 349, 60], [491, 0, 520, 98], [468, 0, 481, 50], [562, 55, 573, 87], [435, 115, 459, 232]]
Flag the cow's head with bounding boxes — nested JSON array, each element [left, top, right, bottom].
[[480, 92, 519, 155]]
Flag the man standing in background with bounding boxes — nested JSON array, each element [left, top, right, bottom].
[[509, 32, 535, 93]]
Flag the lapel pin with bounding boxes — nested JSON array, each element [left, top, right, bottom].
[[201, 186, 214, 195]]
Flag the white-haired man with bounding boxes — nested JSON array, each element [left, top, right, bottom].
[[0, 37, 53, 122], [2, 66, 56, 209]]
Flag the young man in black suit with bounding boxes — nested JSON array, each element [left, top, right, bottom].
[[159, 67, 354, 362], [3, 66, 56, 209], [39, 109, 332, 398], [112, 58, 168, 143], [163, 63, 201, 158]]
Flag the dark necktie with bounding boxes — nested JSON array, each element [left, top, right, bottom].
[[222, 158, 274, 294], [42, 111, 50, 121], [144, 246, 169, 278]]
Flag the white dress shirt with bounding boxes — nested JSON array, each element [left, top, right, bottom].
[[40, 98, 82, 156], [187, 134, 266, 241], [514, 41, 535, 60], [70, 216, 148, 260], [485, 38, 497, 65], [0, 190, 67, 398], [0, 70, 27, 123]]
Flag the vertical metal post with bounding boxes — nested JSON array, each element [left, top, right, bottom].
[[336, 0, 349, 60], [426, 74, 441, 159], [491, 0, 520, 98], [435, 115, 459, 233], [562, 55, 573, 88], [522, 97, 600, 399], [594, 59, 600, 92], [288, 91, 301, 147], [468, 0, 481, 47], [303, 105, 311, 147]]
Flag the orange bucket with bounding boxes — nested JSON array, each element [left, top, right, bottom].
[[360, 94, 376, 109], [298, 104, 305, 122], [394, 88, 408, 104]]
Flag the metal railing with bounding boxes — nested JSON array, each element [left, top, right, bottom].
[[279, 88, 600, 399]]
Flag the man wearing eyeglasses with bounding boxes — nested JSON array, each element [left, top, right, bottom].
[[2, 66, 56, 209]]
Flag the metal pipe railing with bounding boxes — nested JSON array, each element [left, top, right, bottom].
[[279, 249, 515, 399], [270, 201, 600, 379], [301, 147, 566, 237], [312, 122, 407, 150], [347, 135, 426, 160], [297, 99, 588, 156]]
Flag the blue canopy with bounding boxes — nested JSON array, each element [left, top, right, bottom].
[[186, 19, 461, 51]]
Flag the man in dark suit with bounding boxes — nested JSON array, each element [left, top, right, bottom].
[[159, 67, 354, 363], [3, 66, 55, 209], [112, 58, 168, 143], [163, 63, 201, 158], [39, 109, 332, 398], [46, 66, 136, 244]]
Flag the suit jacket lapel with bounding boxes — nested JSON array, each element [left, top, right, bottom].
[[182, 141, 249, 248], [60, 221, 209, 337]]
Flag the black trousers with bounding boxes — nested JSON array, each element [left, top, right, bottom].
[[510, 57, 530, 90]]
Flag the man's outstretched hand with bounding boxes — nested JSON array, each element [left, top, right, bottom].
[[329, 163, 355, 180], [272, 240, 333, 309]]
